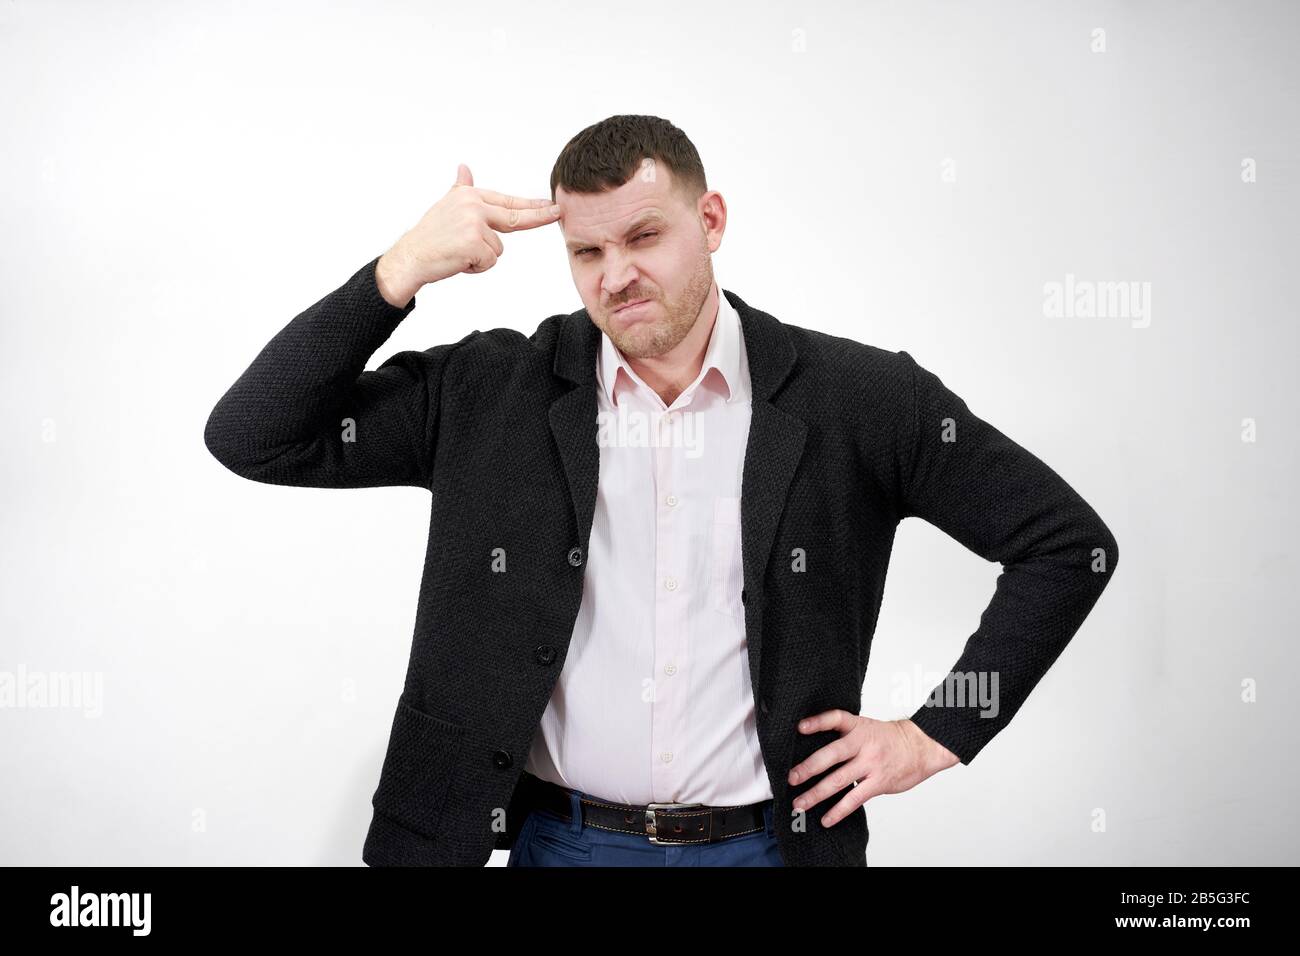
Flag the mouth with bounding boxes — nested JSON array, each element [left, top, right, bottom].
[[613, 298, 653, 315]]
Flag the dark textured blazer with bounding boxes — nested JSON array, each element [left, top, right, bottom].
[[203, 255, 1119, 866]]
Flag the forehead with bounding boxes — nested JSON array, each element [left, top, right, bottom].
[[558, 169, 684, 247]]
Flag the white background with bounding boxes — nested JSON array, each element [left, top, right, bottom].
[[2, 0, 1296, 865]]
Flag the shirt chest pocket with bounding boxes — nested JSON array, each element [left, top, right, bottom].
[[709, 495, 743, 620]]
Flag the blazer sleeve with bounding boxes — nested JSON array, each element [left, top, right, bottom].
[[203, 255, 477, 489], [895, 350, 1119, 765]]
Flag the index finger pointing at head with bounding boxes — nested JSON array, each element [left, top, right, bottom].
[[476, 188, 555, 210], [483, 202, 562, 232]]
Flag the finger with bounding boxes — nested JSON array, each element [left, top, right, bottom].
[[482, 201, 562, 233], [785, 733, 868, 790], [455, 163, 474, 187], [482, 228, 504, 257], [795, 708, 849, 737], [476, 187, 555, 210], [788, 733, 853, 786], [462, 240, 495, 275], [820, 776, 881, 828], [475, 236, 499, 270], [787, 708, 851, 785], [792, 754, 870, 812]]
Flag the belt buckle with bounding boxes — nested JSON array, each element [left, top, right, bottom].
[[644, 801, 705, 845]]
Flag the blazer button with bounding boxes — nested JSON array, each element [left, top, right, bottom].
[[492, 750, 512, 769], [741, 588, 747, 605], [534, 644, 556, 665], [759, 696, 771, 715], [567, 546, 584, 567]]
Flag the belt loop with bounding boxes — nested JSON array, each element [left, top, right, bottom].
[[567, 788, 583, 833], [763, 800, 776, 838]]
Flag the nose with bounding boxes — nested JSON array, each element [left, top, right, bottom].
[[601, 249, 641, 303]]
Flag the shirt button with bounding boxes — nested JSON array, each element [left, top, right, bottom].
[[567, 546, 583, 567], [664, 663, 677, 676], [660, 752, 673, 763], [665, 494, 678, 507], [664, 576, 678, 591]]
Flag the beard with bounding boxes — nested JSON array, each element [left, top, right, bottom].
[[600, 252, 715, 359]]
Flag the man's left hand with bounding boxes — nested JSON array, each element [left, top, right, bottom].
[[788, 712, 960, 827]]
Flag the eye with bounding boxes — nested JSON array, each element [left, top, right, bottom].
[[574, 231, 656, 257]]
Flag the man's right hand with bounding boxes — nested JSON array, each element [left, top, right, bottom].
[[375, 163, 562, 307]]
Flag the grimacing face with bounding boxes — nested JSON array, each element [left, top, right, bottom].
[[556, 164, 726, 360]]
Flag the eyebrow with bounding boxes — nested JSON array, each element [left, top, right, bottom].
[[565, 211, 668, 252]]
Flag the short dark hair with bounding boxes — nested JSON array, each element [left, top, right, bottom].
[[550, 114, 708, 205]]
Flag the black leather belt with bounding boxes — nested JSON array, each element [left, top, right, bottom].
[[516, 770, 771, 845]]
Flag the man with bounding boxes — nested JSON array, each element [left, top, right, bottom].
[[204, 114, 1119, 867]]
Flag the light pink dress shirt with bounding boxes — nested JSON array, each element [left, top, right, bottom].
[[523, 280, 770, 806]]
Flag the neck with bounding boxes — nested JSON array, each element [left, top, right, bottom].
[[628, 282, 719, 407]]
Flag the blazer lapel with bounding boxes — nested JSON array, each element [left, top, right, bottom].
[[549, 290, 806, 681], [727, 290, 805, 682]]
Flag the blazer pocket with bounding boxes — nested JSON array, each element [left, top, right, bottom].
[[371, 694, 465, 841], [709, 495, 744, 620]]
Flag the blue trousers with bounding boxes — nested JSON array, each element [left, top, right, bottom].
[[507, 786, 785, 867]]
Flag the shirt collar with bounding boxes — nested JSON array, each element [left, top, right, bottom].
[[597, 280, 748, 408]]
